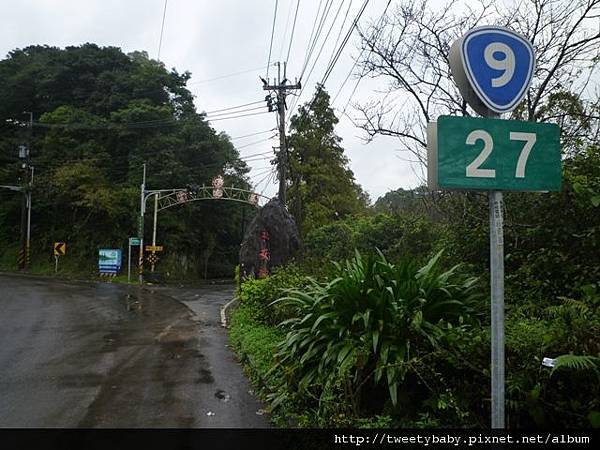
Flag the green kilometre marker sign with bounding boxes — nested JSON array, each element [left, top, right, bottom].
[[428, 115, 561, 191]]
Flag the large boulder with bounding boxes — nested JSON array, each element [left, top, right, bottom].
[[239, 198, 301, 278]]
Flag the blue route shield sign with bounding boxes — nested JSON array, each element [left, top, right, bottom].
[[450, 26, 535, 115]]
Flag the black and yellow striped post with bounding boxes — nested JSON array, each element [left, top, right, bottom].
[[25, 240, 31, 269]]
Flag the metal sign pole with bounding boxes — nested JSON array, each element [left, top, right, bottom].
[[55, 255, 58, 273], [489, 190, 505, 428], [127, 240, 132, 283], [151, 193, 158, 272]]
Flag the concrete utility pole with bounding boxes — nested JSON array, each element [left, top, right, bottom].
[[262, 62, 300, 205], [18, 112, 33, 270], [138, 163, 146, 284]]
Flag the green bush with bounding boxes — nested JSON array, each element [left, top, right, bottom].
[[270, 250, 483, 422], [304, 213, 439, 264], [239, 264, 308, 325]]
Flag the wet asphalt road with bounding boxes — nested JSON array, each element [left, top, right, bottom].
[[0, 273, 269, 427]]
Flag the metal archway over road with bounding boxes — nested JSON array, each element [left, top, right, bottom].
[[146, 185, 270, 212], [136, 175, 270, 283]]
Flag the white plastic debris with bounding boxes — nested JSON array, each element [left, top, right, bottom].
[[206, 411, 215, 416], [542, 357, 557, 367]]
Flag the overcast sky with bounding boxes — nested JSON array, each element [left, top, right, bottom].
[[0, 0, 426, 201]]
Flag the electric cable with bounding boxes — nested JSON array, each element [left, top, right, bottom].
[[285, 0, 301, 64], [266, 0, 279, 80], [157, 0, 169, 61], [332, 0, 391, 109], [236, 137, 277, 151], [294, 0, 346, 110], [278, 0, 295, 60], [228, 128, 277, 140], [204, 105, 267, 118], [299, 0, 334, 80], [288, 0, 370, 121], [299, 0, 325, 80], [202, 100, 265, 115], [320, 0, 370, 87], [188, 66, 268, 85], [208, 111, 271, 122]]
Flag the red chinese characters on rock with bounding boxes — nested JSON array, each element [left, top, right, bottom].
[[258, 248, 270, 261], [258, 229, 271, 278]]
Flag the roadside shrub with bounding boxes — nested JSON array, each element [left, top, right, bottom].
[[239, 264, 308, 325], [270, 250, 483, 421], [304, 213, 438, 264]]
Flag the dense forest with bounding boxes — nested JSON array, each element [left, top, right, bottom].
[[0, 44, 255, 278]]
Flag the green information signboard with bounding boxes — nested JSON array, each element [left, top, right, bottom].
[[428, 115, 561, 191]]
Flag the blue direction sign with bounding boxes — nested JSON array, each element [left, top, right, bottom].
[[99, 249, 122, 275], [449, 26, 535, 116]]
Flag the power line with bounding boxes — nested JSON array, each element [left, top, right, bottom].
[[235, 137, 276, 151], [299, 0, 334, 80], [325, 0, 354, 75], [261, 171, 277, 196], [332, 0, 391, 109], [205, 105, 267, 118], [299, 0, 325, 80], [239, 150, 275, 159], [208, 111, 271, 122], [249, 167, 276, 182], [243, 155, 274, 163], [188, 66, 268, 85], [255, 169, 276, 194], [288, 0, 371, 121], [266, 0, 279, 80], [288, 0, 336, 121], [320, 0, 371, 87], [278, 0, 295, 60], [229, 128, 277, 140], [285, 0, 301, 64], [297, 0, 346, 103], [202, 100, 265, 115], [157, 0, 169, 61], [33, 152, 260, 174], [30, 102, 269, 130], [27, 141, 275, 174]]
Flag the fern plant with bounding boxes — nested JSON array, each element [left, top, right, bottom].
[[551, 354, 600, 376]]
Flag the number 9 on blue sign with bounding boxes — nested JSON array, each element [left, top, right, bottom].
[[449, 26, 535, 116]]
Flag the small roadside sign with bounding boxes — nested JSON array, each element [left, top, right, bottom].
[[99, 249, 122, 276], [54, 242, 66, 257], [146, 253, 159, 265], [449, 26, 535, 116], [127, 238, 141, 283], [145, 245, 163, 252]]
